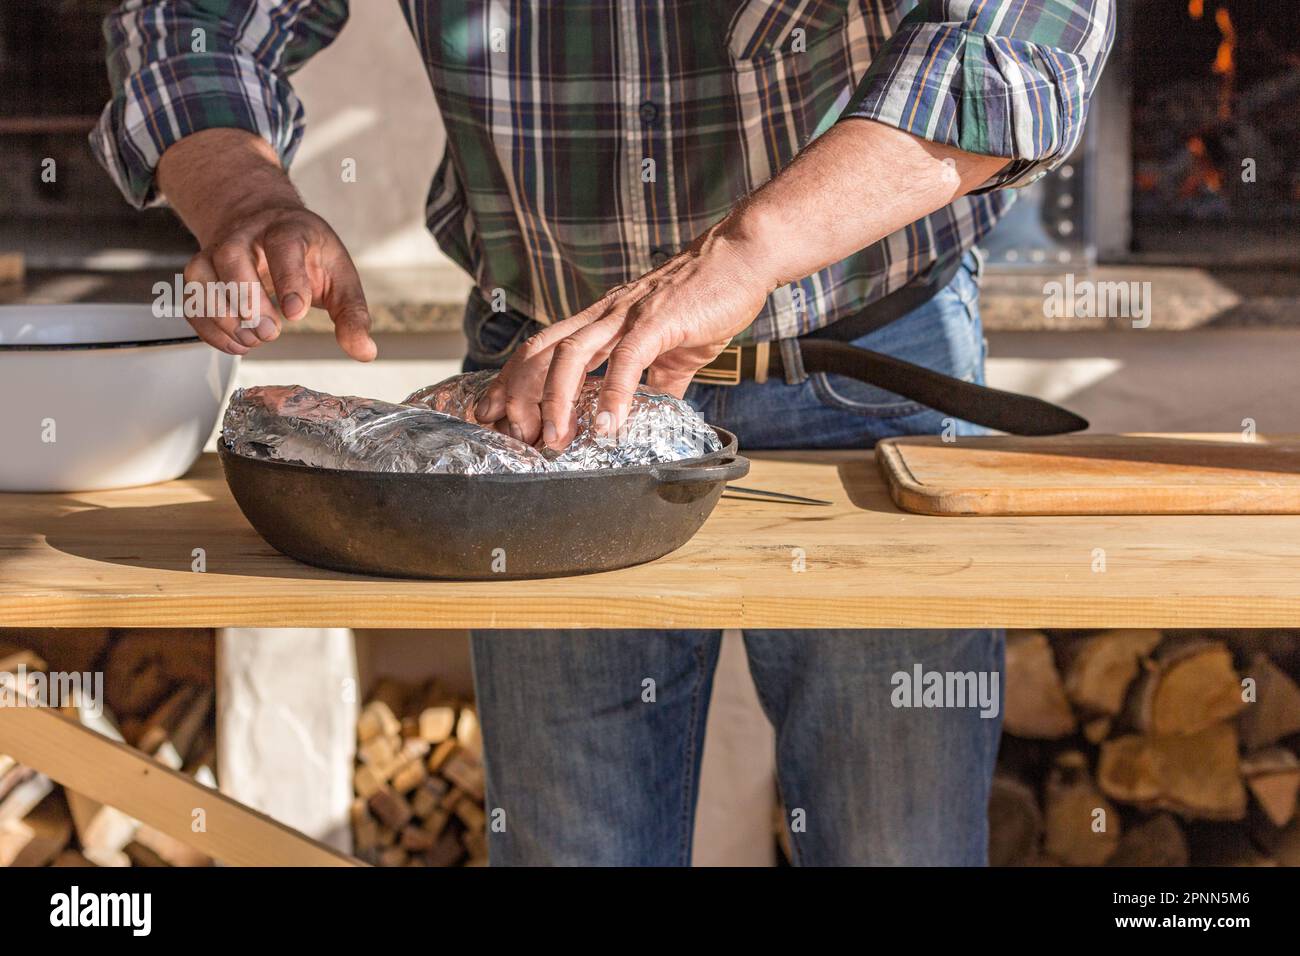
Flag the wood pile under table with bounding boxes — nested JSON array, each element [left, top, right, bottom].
[[990, 629, 1300, 867], [350, 678, 488, 867]]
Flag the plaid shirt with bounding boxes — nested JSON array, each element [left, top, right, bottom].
[[93, 0, 1114, 342]]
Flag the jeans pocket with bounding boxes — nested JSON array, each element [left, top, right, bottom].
[[810, 372, 929, 419]]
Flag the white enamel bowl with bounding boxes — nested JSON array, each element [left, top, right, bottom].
[[0, 304, 237, 492]]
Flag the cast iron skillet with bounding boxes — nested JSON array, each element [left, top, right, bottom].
[[219, 428, 749, 580]]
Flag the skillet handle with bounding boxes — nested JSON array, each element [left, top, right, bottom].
[[651, 454, 750, 485]]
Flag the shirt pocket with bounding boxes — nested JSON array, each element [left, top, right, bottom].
[[725, 0, 851, 61]]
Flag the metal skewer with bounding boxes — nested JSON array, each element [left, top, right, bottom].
[[723, 485, 833, 506]]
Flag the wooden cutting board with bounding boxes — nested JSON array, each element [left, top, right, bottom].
[[877, 433, 1300, 515]]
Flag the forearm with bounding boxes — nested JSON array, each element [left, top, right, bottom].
[[157, 128, 305, 246], [719, 118, 1009, 291]]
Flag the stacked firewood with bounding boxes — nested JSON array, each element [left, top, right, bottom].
[[350, 678, 488, 867], [0, 629, 217, 867], [992, 629, 1300, 867]]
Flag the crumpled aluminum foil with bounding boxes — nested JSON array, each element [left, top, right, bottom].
[[222, 385, 550, 474], [222, 372, 720, 475], [402, 371, 721, 470]]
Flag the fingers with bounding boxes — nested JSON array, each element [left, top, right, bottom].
[[539, 316, 626, 447], [594, 321, 662, 435], [209, 239, 280, 344], [181, 254, 249, 355], [319, 244, 377, 362], [473, 297, 618, 425], [261, 225, 314, 323]]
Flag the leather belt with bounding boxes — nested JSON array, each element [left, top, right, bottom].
[[691, 260, 1088, 436]]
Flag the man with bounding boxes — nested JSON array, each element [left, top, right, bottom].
[[95, 0, 1113, 865]]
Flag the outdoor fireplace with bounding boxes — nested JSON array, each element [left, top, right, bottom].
[[1130, 0, 1300, 261]]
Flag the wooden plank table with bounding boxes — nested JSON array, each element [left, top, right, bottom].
[[3, 446, 1299, 630]]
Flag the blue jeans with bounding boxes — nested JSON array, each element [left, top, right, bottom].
[[464, 252, 1004, 865]]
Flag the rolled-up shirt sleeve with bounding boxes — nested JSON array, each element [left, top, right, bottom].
[[842, 0, 1115, 191], [91, 0, 349, 208]]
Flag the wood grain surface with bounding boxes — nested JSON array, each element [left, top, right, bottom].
[[2, 446, 1299, 629]]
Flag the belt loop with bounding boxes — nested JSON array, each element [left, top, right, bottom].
[[968, 245, 986, 285], [779, 337, 807, 385]]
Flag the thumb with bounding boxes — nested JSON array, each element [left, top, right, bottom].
[[320, 250, 377, 362]]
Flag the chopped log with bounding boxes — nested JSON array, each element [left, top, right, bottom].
[[1258, 815, 1300, 866], [377, 847, 408, 868], [1063, 629, 1161, 717], [354, 764, 385, 799], [455, 707, 483, 758], [410, 784, 441, 819], [0, 771, 53, 826], [427, 738, 458, 774], [50, 849, 94, 867], [1004, 631, 1076, 739], [987, 773, 1041, 867], [0, 791, 71, 867], [1098, 722, 1247, 820], [103, 630, 213, 717], [1107, 813, 1189, 867], [421, 807, 452, 839], [442, 750, 485, 801], [418, 706, 456, 744], [123, 842, 169, 867], [368, 787, 413, 830], [1129, 640, 1244, 736], [357, 734, 400, 777], [132, 685, 196, 756], [181, 732, 218, 788], [454, 798, 486, 832], [1083, 717, 1112, 745], [391, 756, 428, 794], [146, 686, 213, 770], [357, 701, 401, 744], [399, 825, 436, 853], [1238, 653, 1300, 751], [463, 827, 488, 864], [369, 679, 413, 719], [1240, 747, 1300, 827], [1043, 752, 1120, 866], [423, 827, 465, 867]]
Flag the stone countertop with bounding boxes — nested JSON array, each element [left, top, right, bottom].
[[4, 263, 1299, 333]]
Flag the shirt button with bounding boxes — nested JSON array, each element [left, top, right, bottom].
[[650, 249, 671, 267], [639, 101, 658, 124]]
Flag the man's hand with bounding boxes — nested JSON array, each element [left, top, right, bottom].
[[480, 119, 1008, 449], [157, 128, 376, 360], [472, 225, 774, 447]]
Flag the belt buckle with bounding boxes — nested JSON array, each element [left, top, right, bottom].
[[692, 345, 742, 386]]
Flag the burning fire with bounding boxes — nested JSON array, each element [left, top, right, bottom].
[[1168, 2, 1238, 197], [1211, 7, 1237, 120]]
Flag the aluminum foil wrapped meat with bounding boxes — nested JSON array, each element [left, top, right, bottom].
[[222, 385, 550, 474], [402, 371, 721, 471]]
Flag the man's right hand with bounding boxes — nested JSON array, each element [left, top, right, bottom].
[[157, 128, 377, 361]]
